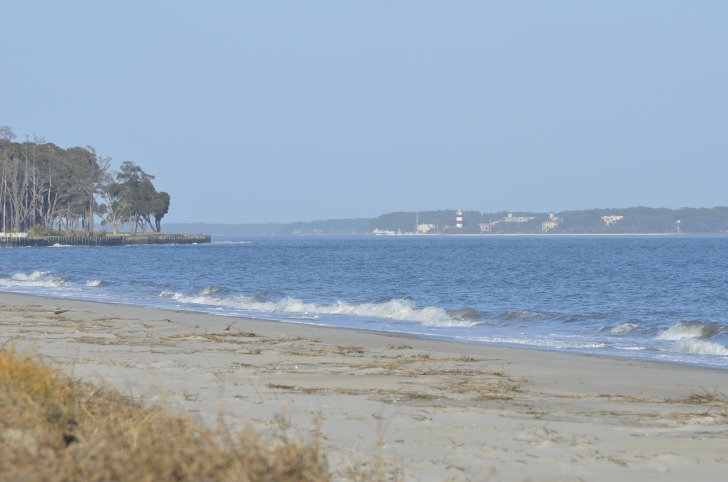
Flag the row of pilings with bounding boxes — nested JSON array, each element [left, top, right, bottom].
[[0, 234, 211, 247]]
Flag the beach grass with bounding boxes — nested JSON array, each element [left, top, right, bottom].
[[0, 346, 338, 482]]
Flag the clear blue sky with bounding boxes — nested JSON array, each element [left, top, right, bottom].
[[2, 1, 726, 223]]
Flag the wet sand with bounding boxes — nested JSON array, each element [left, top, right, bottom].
[[2, 292, 727, 481]]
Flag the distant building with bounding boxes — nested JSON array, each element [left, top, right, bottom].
[[503, 213, 535, 223], [417, 224, 437, 234], [542, 213, 561, 232], [601, 215, 624, 226], [456, 210, 463, 228], [479, 220, 501, 232]]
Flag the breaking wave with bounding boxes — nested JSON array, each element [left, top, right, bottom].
[[198, 286, 229, 296], [674, 339, 728, 356], [446, 308, 482, 322], [610, 323, 641, 335], [0, 271, 66, 288], [86, 279, 107, 287], [657, 321, 725, 341], [159, 291, 479, 327]]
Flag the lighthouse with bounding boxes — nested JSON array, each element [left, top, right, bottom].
[[456, 210, 463, 229]]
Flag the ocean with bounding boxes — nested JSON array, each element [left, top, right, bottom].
[[2, 235, 727, 368]]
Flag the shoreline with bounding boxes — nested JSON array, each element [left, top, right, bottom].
[[3, 291, 727, 480], [6, 291, 725, 372], [8, 291, 726, 372]]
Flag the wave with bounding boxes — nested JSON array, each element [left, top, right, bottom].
[[159, 291, 479, 327], [609, 323, 641, 335], [559, 312, 610, 323], [446, 308, 482, 321], [86, 279, 108, 287], [0, 271, 66, 288], [674, 339, 728, 356], [657, 321, 725, 341], [498, 310, 555, 321], [197, 286, 231, 296]]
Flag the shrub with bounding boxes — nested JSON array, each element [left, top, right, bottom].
[[0, 347, 331, 482]]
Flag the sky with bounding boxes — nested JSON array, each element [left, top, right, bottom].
[[2, 1, 727, 224]]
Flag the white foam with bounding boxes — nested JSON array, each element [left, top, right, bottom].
[[674, 339, 728, 356], [468, 335, 609, 350], [1, 271, 66, 288], [657, 322, 716, 341], [159, 291, 477, 327], [86, 279, 105, 287], [11, 271, 50, 281]]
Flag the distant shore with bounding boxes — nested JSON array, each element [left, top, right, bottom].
[[2, 291, 727, 480], [371, 232, 691, 237], [209, 232, 721, 238], [165, 206, 728, 236]]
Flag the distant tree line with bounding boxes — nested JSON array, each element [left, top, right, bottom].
[[165, 206, 728, 236], [371, 207, 728, 234], [0, 126, 169, 235]]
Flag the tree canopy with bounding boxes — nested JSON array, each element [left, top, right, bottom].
[[1, 126, 170, 235]]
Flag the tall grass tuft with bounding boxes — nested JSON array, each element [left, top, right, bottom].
[[0, 346, 331, 481]]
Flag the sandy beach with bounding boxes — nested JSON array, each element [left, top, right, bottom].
[[1, 292, 727, 481]]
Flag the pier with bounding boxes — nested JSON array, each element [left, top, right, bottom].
[[0, 233, 211, 247]]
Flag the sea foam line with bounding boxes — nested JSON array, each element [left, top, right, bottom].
[[0, 271, 66, 288], [674, 339, 728, 356], [159, 291, 479, 327]]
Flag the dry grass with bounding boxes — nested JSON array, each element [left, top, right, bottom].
[[385, 344, 412, 350], [336, 345, 365, 355], [678, 388, 728, 423], [0, 346, 335, 482], [682, 387, 728, 406]]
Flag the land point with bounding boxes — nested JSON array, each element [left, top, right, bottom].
[[0, 233, 211, 247]]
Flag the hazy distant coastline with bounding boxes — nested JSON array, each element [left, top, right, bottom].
[[165, 206, 728, 236]]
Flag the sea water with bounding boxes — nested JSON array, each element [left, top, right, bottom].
[[1, 235, 727, 368]]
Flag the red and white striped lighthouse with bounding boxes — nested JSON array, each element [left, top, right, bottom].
[[456, 210, 463, 229]]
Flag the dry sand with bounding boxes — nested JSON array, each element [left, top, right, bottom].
[[1, 292, 727, 481]]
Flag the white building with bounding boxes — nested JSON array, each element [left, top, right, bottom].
[[601, 215, 624, 226], [504, 213, 535, 223], [542, 213, 561, 232]]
